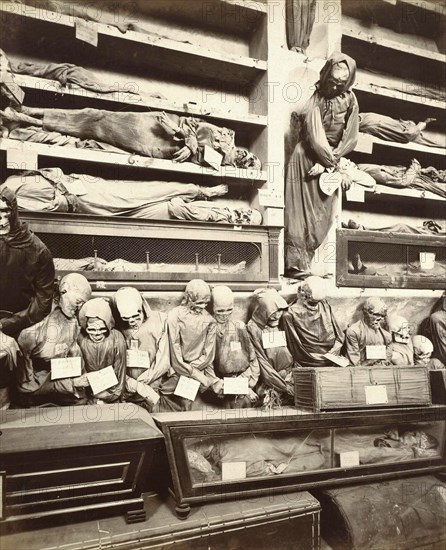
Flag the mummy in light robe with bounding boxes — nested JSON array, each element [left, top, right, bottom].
[[386, 315, 414, 365]]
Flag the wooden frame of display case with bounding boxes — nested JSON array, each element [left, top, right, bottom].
[[336, 229, 446, 290], [153, 405, 446, 519]]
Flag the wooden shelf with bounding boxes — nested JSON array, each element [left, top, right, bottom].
[[0, 5, 267, 87], [13, 74, 268, 129], [355, 133, 446, 158], [0, 139, 267, 186], [371, 184, 445, 203]]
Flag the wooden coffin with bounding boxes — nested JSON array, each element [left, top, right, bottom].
[[293, 366, 431, 412], [430, 370, 446, 404]]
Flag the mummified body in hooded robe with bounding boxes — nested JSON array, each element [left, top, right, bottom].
[[16, 273, 92, 405], [112, 287, 176, 412], [284, 52, 358, 273], [78, 298, 126, 403], [246, 289, 294, 402]]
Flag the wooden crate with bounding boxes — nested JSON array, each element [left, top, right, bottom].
[[430, 370, 446, 404], [294, 366, 431, 412]]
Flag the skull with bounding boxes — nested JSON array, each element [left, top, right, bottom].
[[412, 335, 434, 365], [298, 276, 327, 312], [267, 310, 282, 327], [86, 317, 108, 343], [363, 297, 387, 329], [0, 199, 11, 236], [388, 315, 411, 344], [58, 273, 92, 319], [183, 279, 211, 314], [115, 287, 144, 330], [212, 286, 234, 324]]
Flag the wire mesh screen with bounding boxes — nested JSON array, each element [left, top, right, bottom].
[[36, 232, 262, 275], [348, 242, 406, 275]]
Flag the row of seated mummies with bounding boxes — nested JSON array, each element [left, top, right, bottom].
[[12, 273, 446, 411]]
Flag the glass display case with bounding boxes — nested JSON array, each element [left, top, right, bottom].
[[153, 406, 446, 519], [336, 229, 446, 290]]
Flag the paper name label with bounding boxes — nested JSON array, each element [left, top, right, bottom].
[[174, 375, 200, 401], [127, 349, 151, 369], [324, 352, 349, 368], [51, 357, 82, 380], [87, 366, 118, 395], [203, 144, 223, 170], [258, 189, 284, 208], [366, 345, 387, 360], [75, 19, 98, 47], [339, 451, 360, 468], [346, 185, 365, 203], [230, 341, 242, 352], [319, 170, 342, 196], [63, 178, 88, 196], [7, 147, 38, 170], [221, 461, 247, 481], [223, 377, 249, 395], [265, 208, 284, 226], [262, 331, 287, 349], [365, 384, 388, 405]]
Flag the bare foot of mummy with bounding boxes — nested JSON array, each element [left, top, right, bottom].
[[201, 184, 228, 198]]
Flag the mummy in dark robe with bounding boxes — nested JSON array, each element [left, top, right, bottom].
[[246, 289, 294, 405], [210, 286, 260, 408], [113, 287, 177, 412], [1, 106, 261, 169], [78, 298, 126, 403], [285, 52, 358, 276], [282, 276, 344, 368], [16, 273, 92, 406], [346, 298, 392, 366], [386, 315, 414, 365], [430, 295, 446, 366]]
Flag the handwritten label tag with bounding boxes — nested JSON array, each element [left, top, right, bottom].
[[87, 366, 118, 395], [127, 349, 150, 369], [366, 345, 387, 360], [258, 189, 284, 208], [222, 461, 246, 481], [63, 177, 88, 196], [230, 341, 242, 352], [136, 383, 160, 406], [319, 171, 342, 196], [51, 357, 82, 380], [346, 185, 365, 203], [324, 353, 350, 368], [174, 375, 200, 401], [203, 145, 223, 170], [262, 331, 287, 349], [265, 208, 284, 226], [7, 147, 38, 170], [365, 384, 388, 405], [75, 19, 98, 47], [224, 377, 249, 395], [339, 451, 360, 468], [355, 133, 374, 154]]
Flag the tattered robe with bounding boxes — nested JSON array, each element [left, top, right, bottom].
[[430, 310, 446, 364], [246, 291, 294, 400], [282, 300, 344, 368], [387, 341, 414, 366], [285, 53, 358, 271], [346, 319, 392, 366]]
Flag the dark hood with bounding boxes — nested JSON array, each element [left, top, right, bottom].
[[316, 51, 357, 98], [0, 185, 34, 248]]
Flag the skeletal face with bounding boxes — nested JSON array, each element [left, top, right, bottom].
[[299, 284, 319, 312], [267, 310, 282, 328], [59, 284, 87, 318], [212, 286, 233, 324], [86, 318, 108, 343], [393, 322, 411, 344], [185, 280, 211, 314], [413, 336, 433, 365], [0, 200, 11, 236], [363, 299, 387, 329], [323, 62, 350, 98], [121, 309, 144, 330]]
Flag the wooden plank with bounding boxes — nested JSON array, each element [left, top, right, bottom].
[[354, 133, 446, 157], [372, 184, 446, 203]]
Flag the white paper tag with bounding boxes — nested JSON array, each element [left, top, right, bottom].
[[51, 357, 82, 380], [7, 147, 38, 170], [339, 451, 360, 468], [75, 19, 98, 47], [346, 185, 365, 203], [269, 463, 288, 474], [126, 349, 151, 369], [221, 461, 247, 481], [365, 384, 388, 405], [262, 331, 287, 349], [223, 377, 249, 395], [355, 133, 374, 154], [258, 189, 284, 208], [136, 383, 160, 406], [87, 366, 118, 395], [324, 352, 350, 368], [233, 225, 242, 231], [230, 341, 242, 352], [203, 144, 223, 170], [319, 171, 342, 196], [174, 375, 200, 401], [265, 207, 284, 226], [366, 345, 387, 360], [63, 178, 88, 196]]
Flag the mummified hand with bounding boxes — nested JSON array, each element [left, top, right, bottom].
[[307, 163, 325, 177], [173, 145, 192, 162]]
